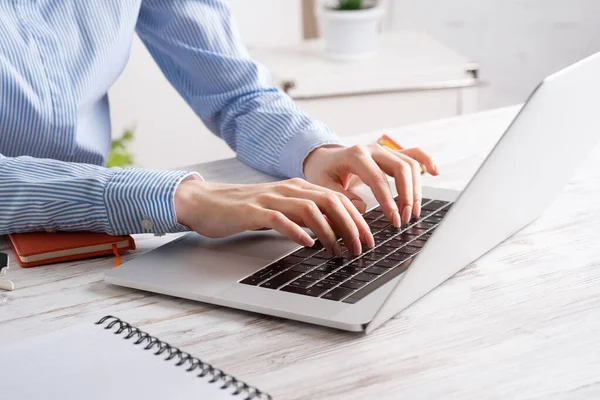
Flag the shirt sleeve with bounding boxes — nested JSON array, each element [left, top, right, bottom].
[[135, 0, 344, 179], [0, 154, 199, 235]]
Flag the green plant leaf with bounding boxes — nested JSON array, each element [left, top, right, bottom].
[[107, 126, 136, 168], [338, 0, 363, 10]]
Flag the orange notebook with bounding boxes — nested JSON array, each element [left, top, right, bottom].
[[8, 232, 136, 268]]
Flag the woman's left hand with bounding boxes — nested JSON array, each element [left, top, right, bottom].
[[303, 144, 439, 228]]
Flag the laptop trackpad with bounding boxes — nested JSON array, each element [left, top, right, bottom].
[[107, 231, 300, 297], [176, 230, 301, 262]]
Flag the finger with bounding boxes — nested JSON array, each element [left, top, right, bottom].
[[306, 189, 374, 253], [303, 190, 359, 255], [346, 146, 400, 227], [263, 196, 342, 256], [396, 152, 422, 219], [397, 147, 439, 176], [316, 182, 374, 248], [371, 148, 415, 225], [254, 210, 314, 247]]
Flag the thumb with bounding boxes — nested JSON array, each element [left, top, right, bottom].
[[324, 182, 367, 214], [348, 193, 368, 214]]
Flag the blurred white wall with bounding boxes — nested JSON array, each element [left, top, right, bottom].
[[389, 0, 600, 109]]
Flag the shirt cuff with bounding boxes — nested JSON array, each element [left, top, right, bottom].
[[279, 129, 345, 179], [104, 168, 202, 235]]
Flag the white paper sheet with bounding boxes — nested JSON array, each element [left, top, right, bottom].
[[0, 322, 256, 400]]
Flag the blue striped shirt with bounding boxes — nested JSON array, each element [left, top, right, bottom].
[[0, 0, 342, 235]]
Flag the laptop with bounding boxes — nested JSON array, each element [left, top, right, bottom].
[[106, 52, 600, 333]]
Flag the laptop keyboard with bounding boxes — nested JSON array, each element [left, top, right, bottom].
[[239, 198, 452, 304]]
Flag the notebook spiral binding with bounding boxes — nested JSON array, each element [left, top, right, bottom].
[[96, 316, 272, 400]]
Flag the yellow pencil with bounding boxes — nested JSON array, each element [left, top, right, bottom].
[[377, 134, 427, 174]]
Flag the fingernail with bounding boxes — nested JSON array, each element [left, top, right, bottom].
[[333, 242, 343, 257], [301, 234, 314, 247], [434, 165, 440, 175], [363, 231, 375, 248], [351, 237, 362, 256], [414, 200, 421, 218], [402, 206, 412, 225], [392, 210, 401, 228]]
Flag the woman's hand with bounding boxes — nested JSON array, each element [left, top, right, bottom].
[[303, 144, 439, 227], [174, 179, 374, 257]]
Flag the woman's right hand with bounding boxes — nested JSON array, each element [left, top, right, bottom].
[[174, 178, 375, 257]]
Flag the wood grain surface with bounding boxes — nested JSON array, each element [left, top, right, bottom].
[[3, 106, 600, 399]]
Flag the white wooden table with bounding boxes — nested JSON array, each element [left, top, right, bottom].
[[3, 106, 600, 399]]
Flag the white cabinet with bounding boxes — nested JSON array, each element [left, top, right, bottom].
[[250, 31, 479, 136]]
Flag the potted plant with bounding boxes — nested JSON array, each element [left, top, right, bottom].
[[317, 0, 384, 60]]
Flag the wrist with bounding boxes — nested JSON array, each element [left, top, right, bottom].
[[303, 145, 344, 181], [174, 178, 204, 229]]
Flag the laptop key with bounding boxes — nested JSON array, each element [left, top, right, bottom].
[[254, 268, 281, 279], [429, 215, 443, 224], [348, 258, 375, 268], [304, 271, 330, 281], [363, 252, 385, 261], [374, 231, 396, 240], [382, 226, 401, 234], [326, 258, 348, 267], [289, 278, 315, 288], [340, 279, 368, 290], [328, 273, 351, 282], [375, 244, 397, 254], [260, 270, 304, 289], [342, 296, 361, 304], [343, 258, 414, 303], [321, 287, 354, 301], [281, 285, 329, 297], [313, 280, 338, 291], [304, 286, 329, 297], [400, 245, 420, 255], [289, 264, 316, 273], [301, 257, 324, 266], [240, 275, 267, 286], [374, 258, 399, 269], [293, 248, 319, 258], [310, 241, 324, 250], [422, 200, 448, 211], [266, 261, 289, 272], [366, 265, 391, 275], [419, 209, 434, 218], [387, 239, 406, 247], [281, 255, 305, 265], [363, 210, 383, 220], [407, 227, 427, 235], [415, 221, 436, 229], [315, 264, 340, 273], [409, 240, 426, 248], [388, 251, 412, 262], [280, 285, 310, 295], [399, 233, 418, 242], [353, 272, 379, 282], [369, 220, 389, 230], [337, 266, 363, 275], [313, 251, 334, 260]]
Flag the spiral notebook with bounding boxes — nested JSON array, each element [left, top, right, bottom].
[[0, 316, 271, 400]]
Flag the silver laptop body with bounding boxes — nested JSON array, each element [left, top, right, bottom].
[[106, 52, 600, 333]]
